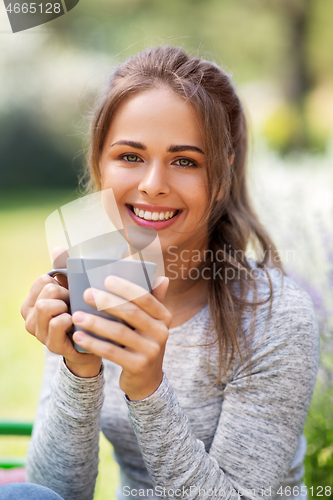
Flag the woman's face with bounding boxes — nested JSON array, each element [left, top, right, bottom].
[[99, 88, 209, 255]]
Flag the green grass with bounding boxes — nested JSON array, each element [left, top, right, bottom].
[[0, 189, 119, 499]]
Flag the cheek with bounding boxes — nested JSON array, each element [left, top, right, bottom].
[[100, 164, 133, 192], [100, 162, 116, 188], [186, 176, 208, 203], [176, 169, 207, 189], [188, 177, 209, 218]]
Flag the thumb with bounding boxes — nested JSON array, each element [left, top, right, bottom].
[[151, 276, 169, 303], [52, 246, 69, 268]]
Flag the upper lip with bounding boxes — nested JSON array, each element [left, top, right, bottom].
[[127, 203, 181, 212]]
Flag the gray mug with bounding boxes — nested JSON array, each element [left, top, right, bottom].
[[47, 257, 157, 353]]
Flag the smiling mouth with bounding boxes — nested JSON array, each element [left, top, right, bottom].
[[128, 205, 180, 221]]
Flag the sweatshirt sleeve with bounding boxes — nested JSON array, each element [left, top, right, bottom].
[[26, 349, 105, 500], [125, 282, 319, 500]]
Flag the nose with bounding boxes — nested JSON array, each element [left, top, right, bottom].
[[138, 161, 170, 198]]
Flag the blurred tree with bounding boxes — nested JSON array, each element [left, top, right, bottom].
[[249, 0, 312, 101], [50, 0, 287, 82], [250, 0, 332, 153], [0, 112, 80, 188], [48, 0, 333, 153]]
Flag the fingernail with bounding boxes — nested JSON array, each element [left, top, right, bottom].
[[106, 276, 117, 287], [73, 312, 85, 323], [85, 288, 96, 301], [73, 332, 85, 343]]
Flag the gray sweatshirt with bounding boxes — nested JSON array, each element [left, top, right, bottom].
[[26, 268, 319, 500]]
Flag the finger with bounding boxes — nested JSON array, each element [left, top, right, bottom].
[[21, 274, 62, 320], [72, 312, 147, 350], [52, 246, 69, 268], [42, 312, 100, 365], [102, 276, 171, 323], [84, 286, 168, 332], [38, 282, 70, 303], [72, 329, 140, 370], [84, 287, 143, 323], [47, 312, 75, 355], [85, 287, 134, 312], [25, 282, 70, 336], [35, 298, 69, 344], [151, 276, 169, 303]]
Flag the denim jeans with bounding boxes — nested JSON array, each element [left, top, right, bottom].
[[0, 483, 64, 499]]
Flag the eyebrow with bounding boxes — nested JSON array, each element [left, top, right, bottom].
[[109, 140, 147, 150], [167, 144, 204, 155], [109, 140, 204, 155]]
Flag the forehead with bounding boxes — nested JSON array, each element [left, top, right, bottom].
[[103, 88, 204, 149]]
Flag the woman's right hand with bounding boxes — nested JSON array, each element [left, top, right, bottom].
[[20, 248, 102, 378]]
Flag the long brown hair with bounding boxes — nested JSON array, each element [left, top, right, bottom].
[[82, 46, 284, 385]]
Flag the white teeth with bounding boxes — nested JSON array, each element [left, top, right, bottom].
[[131, 206, 178, 221]]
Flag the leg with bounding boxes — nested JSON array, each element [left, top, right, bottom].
[[0, 483, 64, 499]]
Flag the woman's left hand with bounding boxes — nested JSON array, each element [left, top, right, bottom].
[[71, 275, 171, 401]]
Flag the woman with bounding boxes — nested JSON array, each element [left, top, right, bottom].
[[19, 46, 319, 500]]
